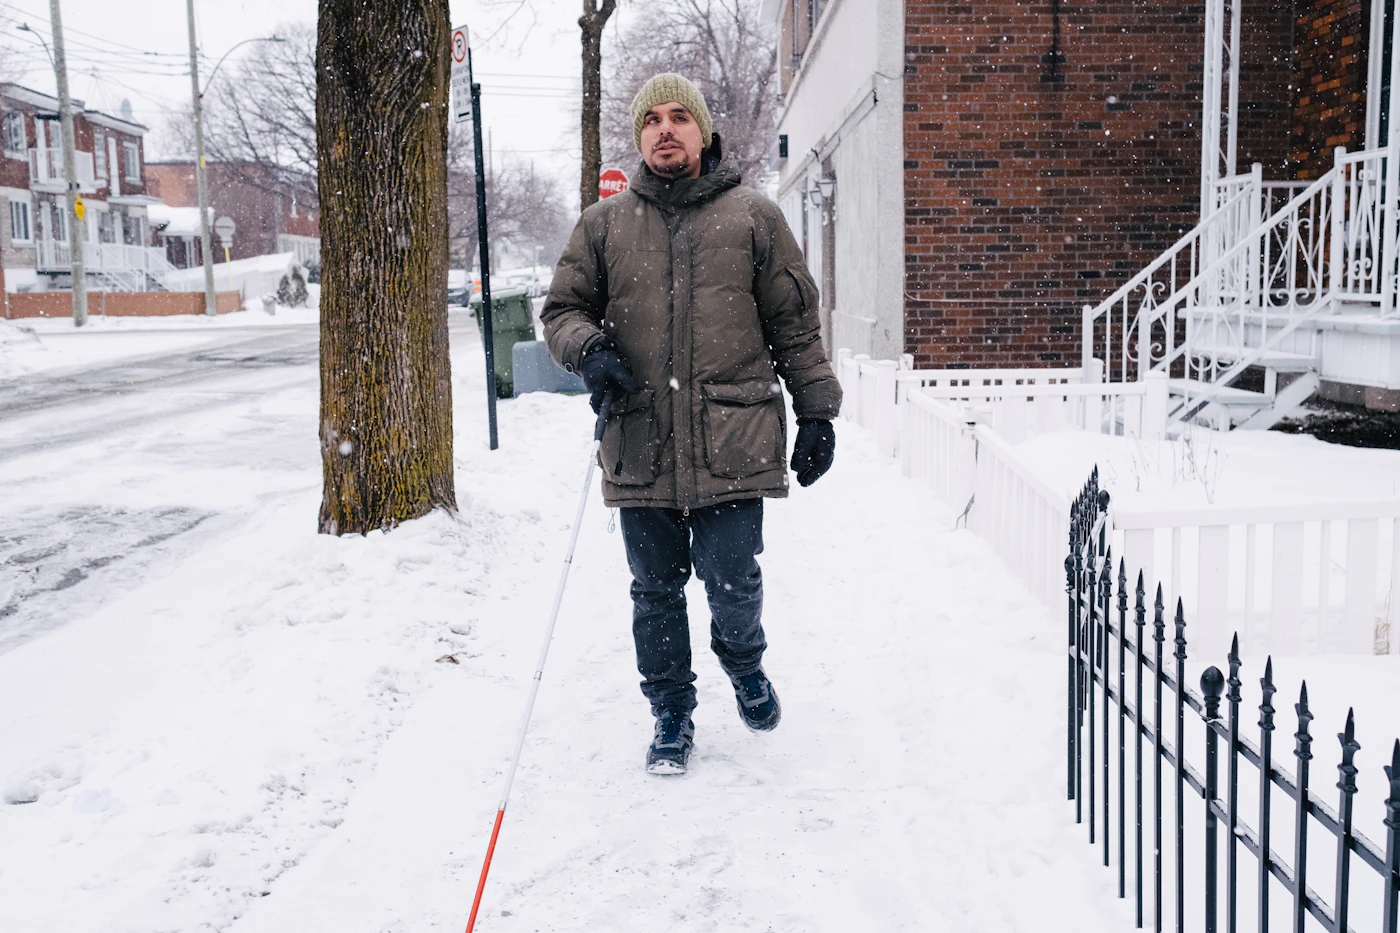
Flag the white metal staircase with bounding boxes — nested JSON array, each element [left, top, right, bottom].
[[1082, 146, 1397, 431], [36, 241, 177, 292]]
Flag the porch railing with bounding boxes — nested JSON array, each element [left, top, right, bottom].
[[1336, 147, 1391, 303], [27, 147, 96, 188], [1084, 144, 1398, 426], [35, 240, 175, 289], [1082, 182, 1258, 386], [1067, 471, 1400, 933]]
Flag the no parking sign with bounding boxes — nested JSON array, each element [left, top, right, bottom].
[[451, 26, 472, 124]]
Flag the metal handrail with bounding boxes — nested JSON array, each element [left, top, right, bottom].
[[1084, 185, 1255, 334]]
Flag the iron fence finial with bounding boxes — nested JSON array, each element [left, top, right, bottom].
[[1174, 599, 1188, 663], [1338, 709, 1361, 796], [1202, 667, 1225, 721], [1296, 682, 1315, 762], [1227, 635, 1242, 704], [1260, 658, 1277, 732]]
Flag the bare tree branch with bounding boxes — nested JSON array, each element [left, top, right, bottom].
[[599, 0, 777, 187]]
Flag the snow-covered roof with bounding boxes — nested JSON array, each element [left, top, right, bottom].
[[148, 203, 211, 238]]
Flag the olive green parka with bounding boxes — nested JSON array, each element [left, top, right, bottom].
[[541, 153, 841, 510]]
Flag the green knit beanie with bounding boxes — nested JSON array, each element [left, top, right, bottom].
[[631, 73, 713, 151]]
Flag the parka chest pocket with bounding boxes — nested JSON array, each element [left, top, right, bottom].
[[701, 380, 785, 479], [599, 389, 659, 486]]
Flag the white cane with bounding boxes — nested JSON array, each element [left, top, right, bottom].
[[464, 388, 616, 932]]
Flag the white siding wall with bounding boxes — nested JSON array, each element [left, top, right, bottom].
[[774, 0, 904, 361]]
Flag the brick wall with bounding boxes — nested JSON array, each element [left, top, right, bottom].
[[904, 1, 1223, 368], [779, 0, 819, 96], [1240, 0, 1296, 173], [147, 161, 319, 261], [147, 163, 198, 204], [5, 290, 242, 319], [1291, 0, 1368, 177]]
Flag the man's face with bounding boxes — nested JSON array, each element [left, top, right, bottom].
[[640, 101, 705, 180]]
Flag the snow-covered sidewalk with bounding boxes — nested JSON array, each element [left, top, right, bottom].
[[0, 324, 1132, 932]]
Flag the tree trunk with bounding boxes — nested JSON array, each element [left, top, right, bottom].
[[316, 0, 456, 535], [578, 0, 617, 212]]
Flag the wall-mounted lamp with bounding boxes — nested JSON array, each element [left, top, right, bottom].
[[808, 173, 836, 206]]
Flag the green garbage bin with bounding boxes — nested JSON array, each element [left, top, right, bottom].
[[470, 285, 537, 398]]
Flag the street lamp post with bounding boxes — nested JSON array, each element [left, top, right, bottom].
[[182, 17, 285, 318]]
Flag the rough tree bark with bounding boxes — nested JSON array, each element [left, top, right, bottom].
[[316, 0, 456, 535], [578, 0, 618, 212]]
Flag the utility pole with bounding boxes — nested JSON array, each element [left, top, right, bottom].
[[185, 0, 218, 316], [48, 0, 87, 327]]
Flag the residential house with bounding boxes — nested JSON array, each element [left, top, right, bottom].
[[771, 0, 1400, 419], [1, 82, 165, 293], [146, 161, 320, 271]]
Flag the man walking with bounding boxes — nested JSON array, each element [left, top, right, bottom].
[[542, 74, 841, 775]]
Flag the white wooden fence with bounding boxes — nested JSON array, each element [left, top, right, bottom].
[[1111, 503, 1400, 659], [836, 349, 1168, 456], [893, 384, 1075, 609], [837, 348, 1398, 656], [967, 424, 1076, 611]]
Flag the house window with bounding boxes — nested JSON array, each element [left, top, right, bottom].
[[1, 111, 25, 154], [123, 141, 140, 182], [50, 202, 67, 241], [9, 199, 31, 241], [98, 209, 116, 244], [94, 129, 106, 177]]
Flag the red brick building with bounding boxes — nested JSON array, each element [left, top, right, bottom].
[[771, 0, 1381, 368], [1, 83, 158, 292], [146, 161, 321, 269]]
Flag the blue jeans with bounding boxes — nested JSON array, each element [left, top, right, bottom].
[[619, 499, 766, 715]]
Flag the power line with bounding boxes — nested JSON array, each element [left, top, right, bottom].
[[0, 0, 190, 60]]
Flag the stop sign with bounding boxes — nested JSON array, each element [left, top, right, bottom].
[[598, 168, 629, 199]]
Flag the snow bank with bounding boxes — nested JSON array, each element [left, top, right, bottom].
[[163, 252, 309, 304], [0, 318, 46, 378], [1017, 426, 1400, 510]]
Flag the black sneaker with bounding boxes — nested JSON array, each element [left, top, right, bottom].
[[645, 709, 695, 775], [730, 669, 781, 732]]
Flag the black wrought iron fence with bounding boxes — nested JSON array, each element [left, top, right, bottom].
[[1067, 468, 1400, 932]]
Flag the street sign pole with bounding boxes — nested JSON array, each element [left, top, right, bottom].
[[454, 28, 498, 451]]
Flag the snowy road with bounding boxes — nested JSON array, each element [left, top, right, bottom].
[[0, 325, 319, 463], [0, 324, 321, 653], [0, 318, 1132, 932]]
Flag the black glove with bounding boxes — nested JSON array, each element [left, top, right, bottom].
[[580, 336, 640, 413], [791, 418, 836, 487]]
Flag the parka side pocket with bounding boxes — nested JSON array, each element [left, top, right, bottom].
[[700, 380, 785, 479], [783, 265, 820, 317], [598, 388, 659, 486]]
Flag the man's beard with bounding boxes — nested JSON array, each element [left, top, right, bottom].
[[650, 152, 692, 179]]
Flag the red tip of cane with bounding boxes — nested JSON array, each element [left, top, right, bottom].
[[465, 809, 507, 933]]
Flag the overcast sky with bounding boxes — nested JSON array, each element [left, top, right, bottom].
[[0, 0, 625, 193]]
